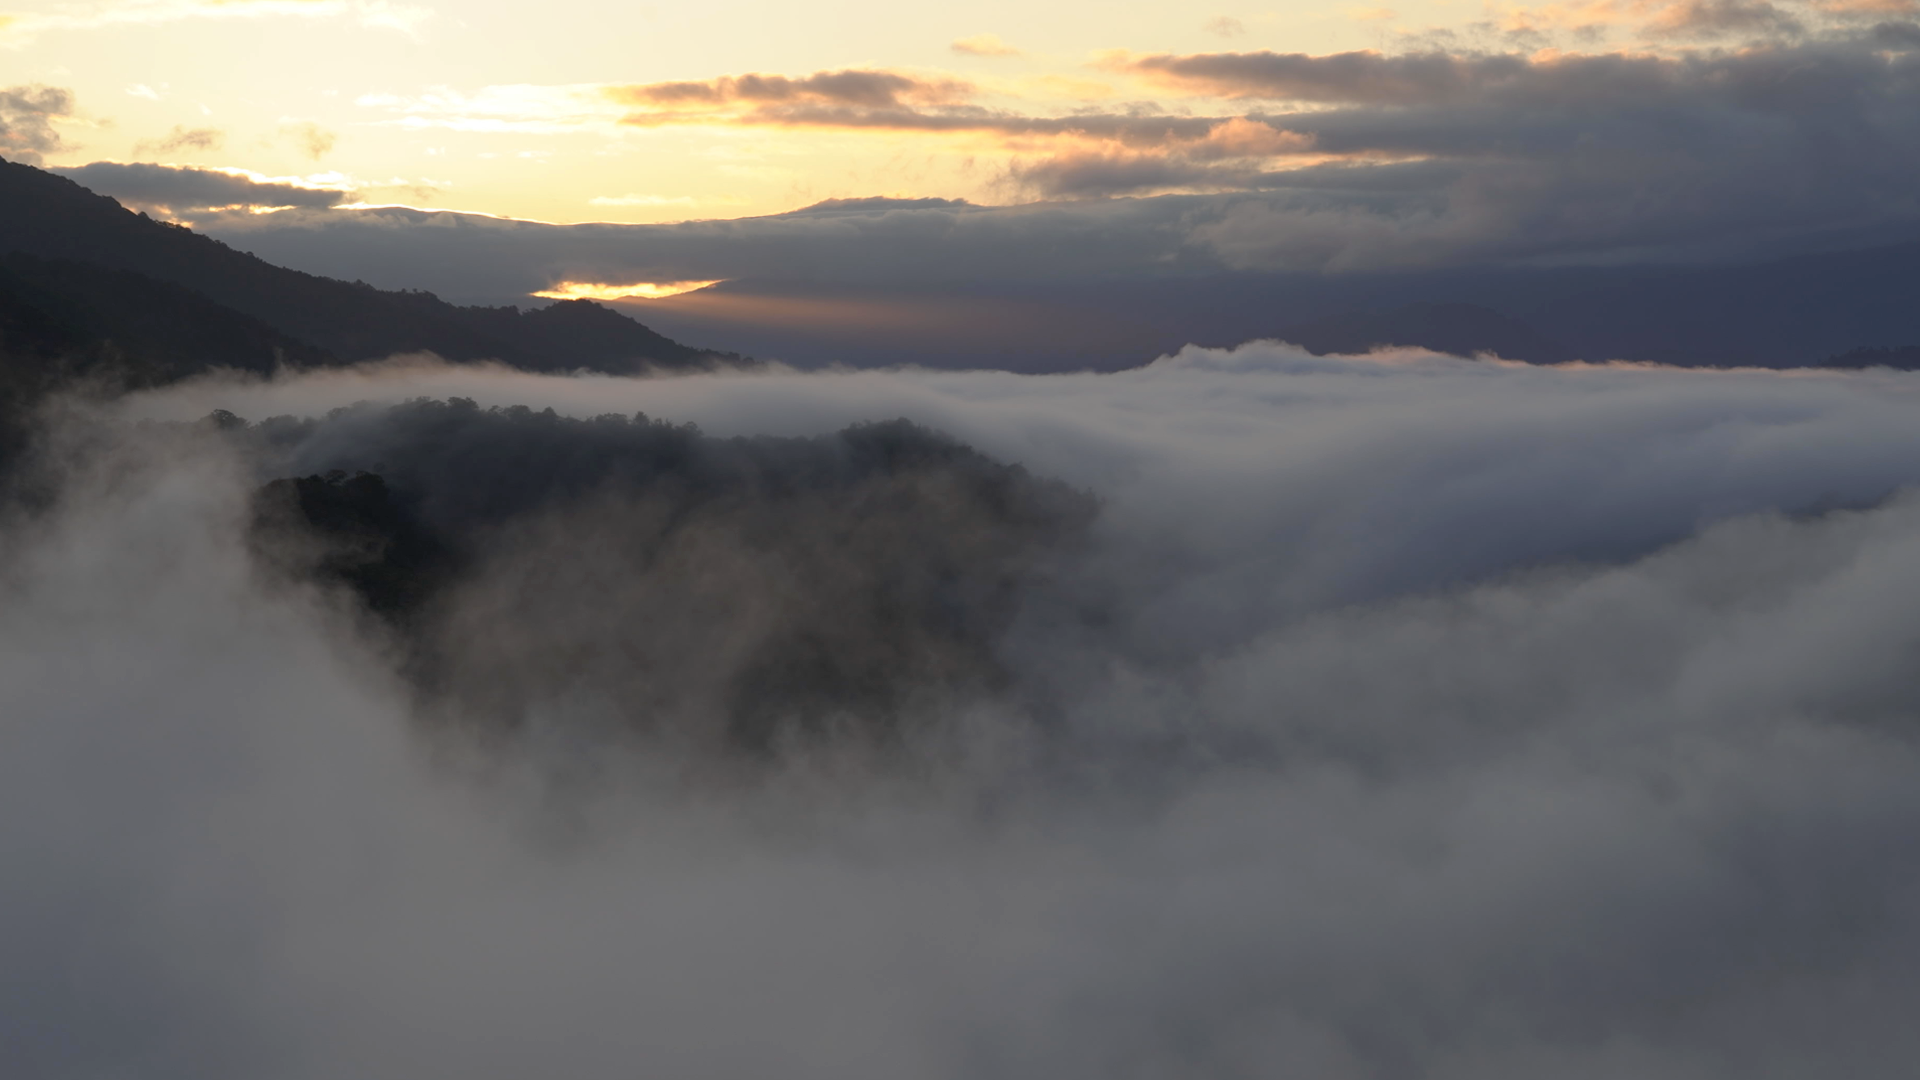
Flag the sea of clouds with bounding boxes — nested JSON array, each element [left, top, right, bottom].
[[11, 342, 1920, 1078]]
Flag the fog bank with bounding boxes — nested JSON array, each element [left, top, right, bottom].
[[12, 345, 1920, 1077]]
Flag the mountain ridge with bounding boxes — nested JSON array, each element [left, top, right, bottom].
[[0, 156, 735, 376]]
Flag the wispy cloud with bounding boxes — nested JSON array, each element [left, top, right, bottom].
[[606, 69, 976, 113], [132, 123, 224, 156], [357, 84, 626, 134], [951, 33, 1022, 57], [280, 121, 337, 160]]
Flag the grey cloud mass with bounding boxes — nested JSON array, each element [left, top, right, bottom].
[[17, 349, 1920, 1076], [0, 84, 74, 165], [1645, 0, 1808, 38], [51, 161, 351, 212]]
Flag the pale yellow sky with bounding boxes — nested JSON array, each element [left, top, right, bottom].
[[3, 0, 1793, 223]]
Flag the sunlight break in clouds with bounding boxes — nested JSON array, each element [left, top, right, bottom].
[[531, 279, 726, 301]]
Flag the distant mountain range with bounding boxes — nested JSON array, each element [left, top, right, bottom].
[[0, 156, 735, 407], [5, 152, 1918, 409]]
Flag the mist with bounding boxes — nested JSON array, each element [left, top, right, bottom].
[[14, 344, 1920, 1078]]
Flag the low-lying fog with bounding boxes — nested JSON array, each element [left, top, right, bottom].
[[12, 342, 1920, 1079]]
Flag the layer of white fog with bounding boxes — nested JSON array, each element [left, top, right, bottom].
[[13, 343, 1920, 1078]]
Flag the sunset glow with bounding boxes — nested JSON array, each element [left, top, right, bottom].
[[11, 0, 1888, 225], [532, 279, 725, 301]]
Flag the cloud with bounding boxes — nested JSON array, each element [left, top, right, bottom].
[[1041, 35, 1920, 260], [281, 121, 337, 161], [951, 33, 1022, 57], [194, 194, 1211, 300], [132, 124, 224, 156], [19, 351, 1920, 1076], [0, 84, 74, 165], [1205, 15, 1248, 36], [50, 160, 352, 211], [1008, 117, 1317, 197], [1111, 48, 1545, 104], [608, 69, 975, 111], [355, 83, 626, 135], [1009, 150, 1248, 197], [193, 26, 1920, 282], [592, 67, 1249, 149], [1642, 0, 1807, 37]]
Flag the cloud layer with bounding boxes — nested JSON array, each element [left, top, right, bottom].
[[13, 348, 1920, 1076], [174, 18, 1920, 299], [50, 161, 353, 213]]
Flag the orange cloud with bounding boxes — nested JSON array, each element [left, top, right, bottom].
[[1201, 116, 1314, 156], [606, 70, 974, 113]]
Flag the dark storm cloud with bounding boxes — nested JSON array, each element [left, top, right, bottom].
[[18, 351, 1920, 1077], [51, 161, 351, 212], [0, 84, 73, 165]]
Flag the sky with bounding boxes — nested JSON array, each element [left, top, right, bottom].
[[4, 0, 1458, 223], [9, 0, 1917, 230]]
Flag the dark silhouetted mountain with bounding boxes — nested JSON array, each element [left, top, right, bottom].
[[1818, 345, 1920, 370], [0, 252, 332, 470], [1270, 302, 1575, 363], [0, 155, 731, 372], [0, 251, 326, 383], [626, 249, 1920, 372]]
